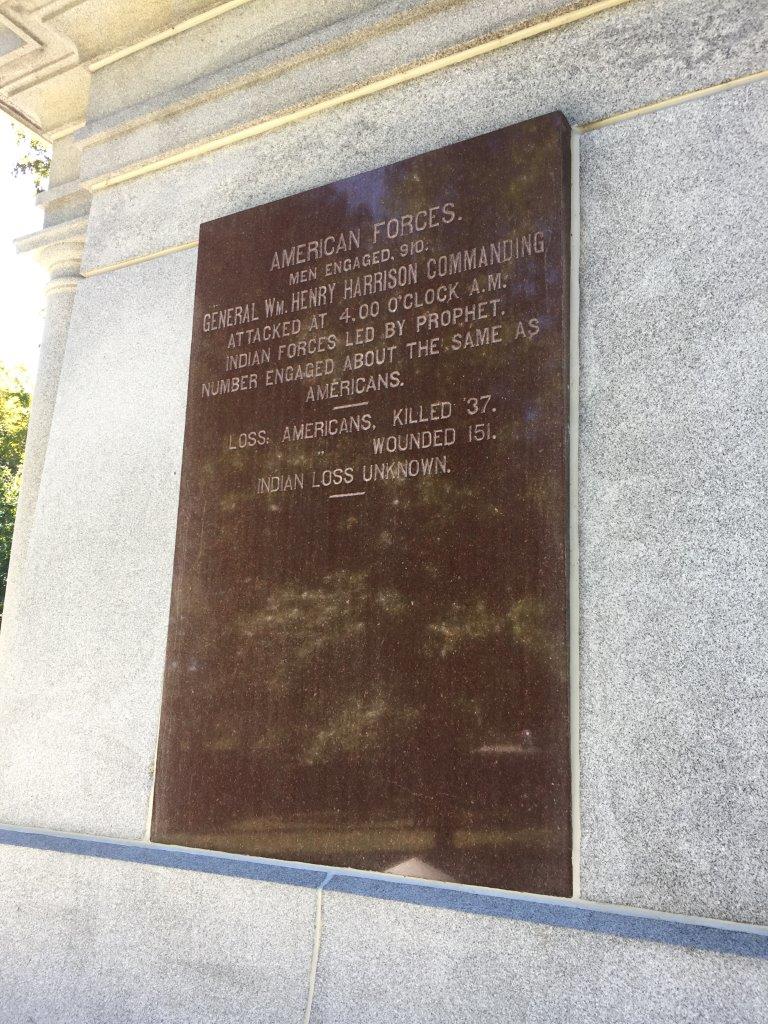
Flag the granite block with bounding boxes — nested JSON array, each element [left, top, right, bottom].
[[578, 81, 768, 923], [0, 839, 319, 1023], [0, 250, 197, 837], [80, 0, 767, 269], [312, 883, 768, 1024], [323, 873, 768, 959], [87, 0, 389, 120], [80, 0, 570, 177], [85, 0, 573, 125], [1, 832, 766, 1022]]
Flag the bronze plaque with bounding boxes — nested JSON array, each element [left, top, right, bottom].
[[152, 112, 572, 895]]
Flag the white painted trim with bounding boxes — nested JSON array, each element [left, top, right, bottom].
[[578, 68, 768, 132]]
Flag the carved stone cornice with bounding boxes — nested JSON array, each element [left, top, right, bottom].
[[0, 0, 237, 136]]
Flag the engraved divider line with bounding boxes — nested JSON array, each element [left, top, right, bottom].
[[84, 0, 635, 194], [76, 67, 767, 281]]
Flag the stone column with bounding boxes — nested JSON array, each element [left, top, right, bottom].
[[0, 216, 87, 644]]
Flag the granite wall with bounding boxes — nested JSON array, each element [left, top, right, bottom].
[[0, 0, 766, 1019]]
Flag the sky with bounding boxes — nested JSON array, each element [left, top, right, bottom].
[[0, 113, 48, 391]]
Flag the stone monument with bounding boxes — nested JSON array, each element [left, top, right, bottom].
[[0, 1, 766, 1020]]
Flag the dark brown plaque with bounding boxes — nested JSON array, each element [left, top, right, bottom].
[[152, 112, 572, 895]]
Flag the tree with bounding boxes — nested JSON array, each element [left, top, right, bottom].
[[0, 364, 31, 623], [12, 129, 50, 194]]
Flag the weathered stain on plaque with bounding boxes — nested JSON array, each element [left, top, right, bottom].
[[152, 112, 572, 896]]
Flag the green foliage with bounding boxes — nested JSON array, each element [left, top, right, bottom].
[[12, 129, 51, 194], [0, 364, 31, 622]]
